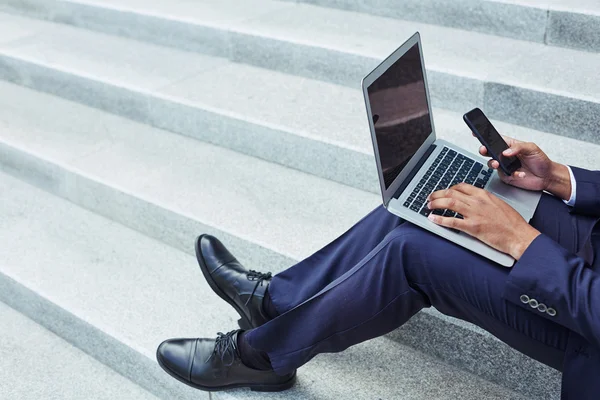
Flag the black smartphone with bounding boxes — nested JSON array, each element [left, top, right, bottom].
[[463, 108, 521, 176]]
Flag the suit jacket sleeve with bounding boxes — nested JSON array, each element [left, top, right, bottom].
[[569, 166, 600, 217], [503, 234, 600, 348]]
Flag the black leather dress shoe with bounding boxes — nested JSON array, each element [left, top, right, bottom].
[[156, 331, 296, 392], [195, 234, 272, 330]]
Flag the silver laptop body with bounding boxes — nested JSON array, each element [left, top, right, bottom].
[[361, 32, 541, 267]]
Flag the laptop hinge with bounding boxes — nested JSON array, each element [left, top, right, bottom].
[[391, 143, 437, 203]]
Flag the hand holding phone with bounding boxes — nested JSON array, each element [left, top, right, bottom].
[[463, 108, 522, 176]]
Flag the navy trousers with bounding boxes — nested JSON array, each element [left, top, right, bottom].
[[246, 193, 600, 375]]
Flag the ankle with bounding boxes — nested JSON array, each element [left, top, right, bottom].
[[261, 288, 279, 320], [237, 331, 273, 371]]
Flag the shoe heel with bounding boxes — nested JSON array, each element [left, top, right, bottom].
[[237, 318, 253, 330]]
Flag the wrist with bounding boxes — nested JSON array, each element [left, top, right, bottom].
[[545, 162, 572, 201], [510, 226, 541, 260]]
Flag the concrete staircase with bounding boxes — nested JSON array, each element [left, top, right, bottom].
[[0, 0, 598, 398], [0, 301, 160, 400]]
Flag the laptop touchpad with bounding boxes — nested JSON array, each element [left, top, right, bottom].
[[487, 177, 536, 212]]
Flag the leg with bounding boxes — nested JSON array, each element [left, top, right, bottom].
[[156, 194, 591, 391], [247, 224, 430, 374], [248, 194, 587, 375], [269, 192, 599, 317], [155, 206, 404, 392], [157, 218, 569, 392], [269, 205, 404, 315], [412, 193, 598, 368], [191, 205, 403, 332]]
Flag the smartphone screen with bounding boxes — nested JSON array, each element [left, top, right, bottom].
[[464, 108, 521, 174]]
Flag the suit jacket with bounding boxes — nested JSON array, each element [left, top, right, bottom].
[[503, 167, 600, 399]]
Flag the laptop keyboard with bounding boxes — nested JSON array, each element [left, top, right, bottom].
[[403, 147, 493, 218]]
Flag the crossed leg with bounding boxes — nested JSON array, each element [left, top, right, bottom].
[[246, 193, 598, 375]]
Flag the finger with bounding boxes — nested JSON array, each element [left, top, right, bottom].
[[487, 159, 500, 169], [502, 141, 536, 158], [496, 169, 524, 186], [511, 169, 526, 179], [427, 185, 474, 203], [427, 213, 468, 231], [447, 182, 482, 196], [500, 135, 520, 147], [479, 145, 488, 156], [497, 168, 524, 182], [427, 198, 470, 215]]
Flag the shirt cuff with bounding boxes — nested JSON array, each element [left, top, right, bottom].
[[563, 166, 577, 207]]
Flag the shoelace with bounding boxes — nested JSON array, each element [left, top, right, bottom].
[[206, 330, 239, 366], [244, 270, 272, 306]]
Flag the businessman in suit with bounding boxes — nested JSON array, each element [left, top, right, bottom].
[[157, 136, 600, 398]]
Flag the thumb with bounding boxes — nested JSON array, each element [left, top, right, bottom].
[[502, 141, 537, 158]]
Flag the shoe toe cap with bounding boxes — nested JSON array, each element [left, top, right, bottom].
[[157, 338, 196, 382], [196, 234, 236, 273]]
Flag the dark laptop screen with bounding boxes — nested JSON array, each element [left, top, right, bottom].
[[367, 43, 432, 189]]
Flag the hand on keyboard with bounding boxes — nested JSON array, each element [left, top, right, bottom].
[[402, 146, 493, 219], [426, 183, 540, 260]]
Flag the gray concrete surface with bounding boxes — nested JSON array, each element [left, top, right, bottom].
[[0, 37, 598, 195], [0, 302, 160, 400], [282, 0, 548, 42], [0, 6, 598, 140], [0, 1, 597, 399], [4, 0, 600, 52], [0, 172, 532, 400], [283, 0, 600, 53], [547, 10, 600, 52], [0, 81, 564, 398]]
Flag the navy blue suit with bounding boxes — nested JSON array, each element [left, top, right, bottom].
[[246, 167, 600, 399]]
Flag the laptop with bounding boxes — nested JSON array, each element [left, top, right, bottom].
[[361, 32, 541, 267]]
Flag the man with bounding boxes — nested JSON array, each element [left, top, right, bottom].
[[156, 136, 600, 398]]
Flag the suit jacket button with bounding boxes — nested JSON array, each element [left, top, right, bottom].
[[520, 294, 530, 304], [547, 308, 557, 317], [529, 298, 539, 308], [537, 303, 547, 313]]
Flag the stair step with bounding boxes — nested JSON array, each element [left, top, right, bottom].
[[0, 4, 599, 141], [0, 171, 530, 400], [0, 15, 598, 195], [0, 78, 380, 283], [0, 81, 560, 398], [0, 302, 159, 400], [278, 0, 600, 52]]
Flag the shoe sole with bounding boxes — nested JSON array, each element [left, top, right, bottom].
[[195, 235, 255, 331], [156, 347, 297, 392]]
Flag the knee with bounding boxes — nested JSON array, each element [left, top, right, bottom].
[[386, 223, 432, 253], [385, 223, 444, 285]]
